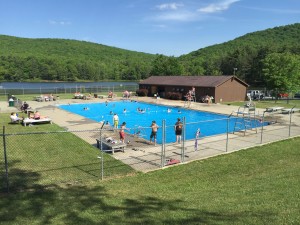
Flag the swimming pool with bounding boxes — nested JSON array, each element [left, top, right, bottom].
[[59, 101, 262, 144]]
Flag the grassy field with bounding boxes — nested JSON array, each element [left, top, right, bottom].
[[0, 137, 299, 224], [0, 97, 299, 224], [0, 113, 136, 191], [224, 99, 300, 109]]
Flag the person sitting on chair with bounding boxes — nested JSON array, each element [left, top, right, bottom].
[[10, 112, 23, 123]]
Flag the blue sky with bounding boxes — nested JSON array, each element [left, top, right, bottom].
[[0, 0, 299, 56]]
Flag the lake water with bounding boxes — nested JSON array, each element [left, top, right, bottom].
[[0, 81, 138, 89]]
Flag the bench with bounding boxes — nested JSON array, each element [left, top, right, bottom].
[[266, 107, 284, 112], [96, 139, 126, 154], [282, 108, 300, 114], [23, 118, 53, 126]]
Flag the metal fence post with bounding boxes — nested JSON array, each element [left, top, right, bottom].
[[288, 106, 295, 137], [2, 126, 9, 193], [226, 113, 233, 152], [161, 119, 166, 168], [181, 117, 186, 162], [99, 129, 104, 180], [260, 111, 266, 144]]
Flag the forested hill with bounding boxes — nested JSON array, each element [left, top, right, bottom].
[[178, 23, 300, 86], [0, 35, 156, 81], [184, 23, 300, 58], [1, 23, 300, 86]]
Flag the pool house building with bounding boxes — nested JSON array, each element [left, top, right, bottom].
[[139, 75, 249, 103]]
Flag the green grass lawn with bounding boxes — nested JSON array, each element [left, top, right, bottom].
[[224, 99, 300, 109], [0, 113, 136, 192], [0, 137, 299, 224], [1, 99, 299, 224]]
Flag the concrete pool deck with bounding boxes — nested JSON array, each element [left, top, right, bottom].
[[1, 97, 300, 172]]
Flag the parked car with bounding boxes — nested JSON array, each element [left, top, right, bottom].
[[247, 90, 264, 100], [277, 93, 289, 98]]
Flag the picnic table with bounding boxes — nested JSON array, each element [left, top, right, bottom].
[[96, 139, 126, 154]]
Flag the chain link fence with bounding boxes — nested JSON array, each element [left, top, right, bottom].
[[0, 84, 139, 101], [1, 111, 299, 193]]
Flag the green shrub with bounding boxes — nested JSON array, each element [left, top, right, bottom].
[[136, 89, 148, 96], [166, 92, 182, 100]]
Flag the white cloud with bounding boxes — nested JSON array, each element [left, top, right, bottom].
[[148, 1, 235, 22], [198, 0, 240, 13], [153, 11, 198, 22], [49, 20, 71, 26], [156, 3, 184, 10]]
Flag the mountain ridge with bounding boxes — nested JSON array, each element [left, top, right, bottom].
[[1, 22, 299, 85]]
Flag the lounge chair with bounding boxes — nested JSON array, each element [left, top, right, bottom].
[[265, 107, 284, 112], [10, 118, 22, 124], [23, 118, 53, 126], [281, 108, 300, 114]]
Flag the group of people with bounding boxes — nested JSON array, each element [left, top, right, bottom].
[[29, 111, 47, 120], [185, 87, 195, 101], [137, 107, 146, 113], [10, 110, 47, 123], [74, 92, 92, 100], [37, 94, 56, 101], [184, 87, 196, 107], [110, 115, 195, 147], [105, 103, 200, 148], [111, 113, 128, 144]]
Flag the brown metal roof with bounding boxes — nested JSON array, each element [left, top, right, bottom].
[[139, 76, 249, 87]]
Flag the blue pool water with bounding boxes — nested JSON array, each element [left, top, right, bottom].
[[59, 101, 263, 144]]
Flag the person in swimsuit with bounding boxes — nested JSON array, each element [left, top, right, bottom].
[[174, 118, 183, 143], [150, 120, 159, 146]]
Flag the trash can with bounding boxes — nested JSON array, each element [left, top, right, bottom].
[[8, 101, 15, 107], [9, 98, 14, 107]]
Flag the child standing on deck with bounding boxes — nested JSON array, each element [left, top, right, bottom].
[[119, 122, 128, 143]]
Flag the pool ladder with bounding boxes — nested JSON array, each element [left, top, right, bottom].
[[233, 105, 258, 135]]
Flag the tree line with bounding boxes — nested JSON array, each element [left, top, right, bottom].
[[0, 54, 152, 81], [0, 35, 155, 82], [0, 23, 300, 92]]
